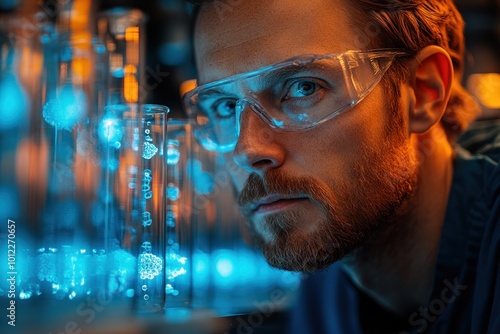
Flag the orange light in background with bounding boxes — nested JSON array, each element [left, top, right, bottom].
[[125, 26, 140, 66], [70, 31, 92, 82], [70, 0, 92, 31], [19, 45, 43, 93], [15, 137, 49, 198], [180, 79, 197, 97], [125, 27, 140, 42], [124, 26, 140, 102], [124, 64, 139, 103], [74, 149, 101, 198], [467, 73, 500, 109]]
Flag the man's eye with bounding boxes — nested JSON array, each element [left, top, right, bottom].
[[286, 80, 319, 98], [212, 99, 237, 118]]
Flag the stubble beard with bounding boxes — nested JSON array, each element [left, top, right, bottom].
[[238, 119, 418, 273]]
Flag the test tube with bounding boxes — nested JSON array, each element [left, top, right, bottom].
[[135, 104, 168, 313]]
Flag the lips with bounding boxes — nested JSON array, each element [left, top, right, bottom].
[[249, 195, 308, 214]]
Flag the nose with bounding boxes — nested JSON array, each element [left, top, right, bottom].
[[232, 103, 286, 175]]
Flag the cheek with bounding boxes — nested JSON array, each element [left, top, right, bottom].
[[297, 101, 389, 178]]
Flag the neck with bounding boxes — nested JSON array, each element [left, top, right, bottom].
[[341, 128, 454, 317]]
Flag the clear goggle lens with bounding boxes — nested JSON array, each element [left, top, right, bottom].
[[184, 49, 409, 152]]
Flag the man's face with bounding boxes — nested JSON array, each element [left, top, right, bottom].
[[194, 0, 418, 272]]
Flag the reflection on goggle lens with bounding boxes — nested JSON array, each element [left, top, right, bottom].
[[184, 49, 409, 152]]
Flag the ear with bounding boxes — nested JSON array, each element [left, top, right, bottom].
[[409, 45, 453, 134]]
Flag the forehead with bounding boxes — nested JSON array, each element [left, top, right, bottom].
[[194, 0, 359, 85]]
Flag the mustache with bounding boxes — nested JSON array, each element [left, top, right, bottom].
[[238, 170, 323, 214]]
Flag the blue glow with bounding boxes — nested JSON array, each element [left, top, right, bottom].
[[165, 251, 188, 280], [165, 283, 179, 296], [142, 142, 158, 159], [110, 249, 136, 277], [272, 119, 284, 127], [19, 291, 32, 300], [0, 72, 29, 130], [138, 253, 163, 280], [0, 0, 21, 10], [126, 289, 135, 298], [158, 41, 190, 66], [94, 43, 106, 54], [187, 159, 216, 195], [0, 187, 19, 221], [195, 172, 215, 194], [165, 307, 192, 322], [166, 186, 179, 201], [194, 252, 209, 274], [166, 147, 181, 165], [43, 84, 87, 130], [41, 200, 80, 229], [98, 113, 123, 145], [215, 258, 234, 278], [112, 68, 125, 78]]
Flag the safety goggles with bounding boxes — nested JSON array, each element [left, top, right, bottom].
[[183, 49, 409, 152]]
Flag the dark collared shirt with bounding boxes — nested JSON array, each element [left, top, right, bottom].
[[288, 147, 500, 334]]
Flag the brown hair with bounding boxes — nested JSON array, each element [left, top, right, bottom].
[[343, 0, 480, 140], [190, 0, 480, 140]]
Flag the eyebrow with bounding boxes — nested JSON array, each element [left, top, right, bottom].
[[197, 88, 235, 101], [197, 61, 336, 100], [259, 62, 331, 87]]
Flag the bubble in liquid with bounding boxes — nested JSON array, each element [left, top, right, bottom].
[[166, 147, 180, 165], [165, 284, 179, 296], [167, 186, 179, 201], [166, 210, 177, 227], [142, 142, 158, 159], [166, 252, 188, 280], [141, 242, 152, 253], [144, 294, 150, 300], [142, 285, 148, 291], [138, 253, 163, 280], [19, 291, 33, 300], [141, 211, 152, 227]]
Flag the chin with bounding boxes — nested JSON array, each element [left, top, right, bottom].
[[257, 222, 359, 272]]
